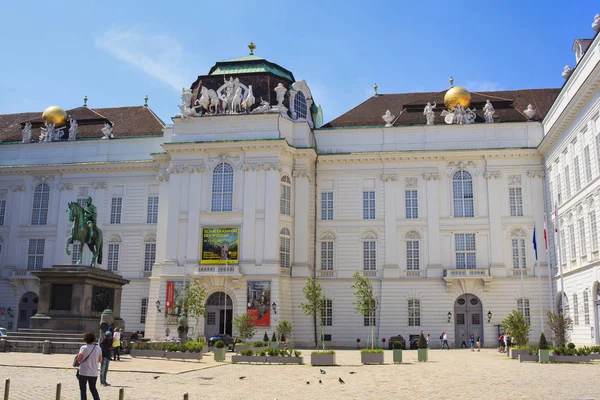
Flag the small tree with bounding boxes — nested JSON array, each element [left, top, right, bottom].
[[538, 332, 548, 350], [351, 271, 378, 350], [183, 280, 207, 340], [233, 312, 257, 342], [417, 332, 427, 349], [275, 320, 293, 342], [502, 310, 530, 347], [546, 311, 573, 348], [271, 332, 277, 342], [263, 331, 269, 342], [299, 278, 325, 349]]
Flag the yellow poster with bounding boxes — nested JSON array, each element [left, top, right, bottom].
[[201, 227, 239, 264]]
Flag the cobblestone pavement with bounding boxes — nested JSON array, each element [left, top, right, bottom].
[[0, 349, 598, 399]]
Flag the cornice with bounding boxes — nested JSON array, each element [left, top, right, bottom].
[[0, 160, 158, 176]]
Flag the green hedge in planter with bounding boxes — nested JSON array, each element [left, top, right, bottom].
[[361, 349, 384, 353], [311, 350, 336, 355]]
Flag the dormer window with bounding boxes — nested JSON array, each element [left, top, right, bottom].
[[294, 91, 308, 120]]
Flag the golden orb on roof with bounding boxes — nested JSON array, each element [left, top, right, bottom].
[[42, 106, 68, 127], [444, 86, 471, 109]]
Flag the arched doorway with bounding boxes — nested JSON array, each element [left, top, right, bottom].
[[454, 294, 483, 348], [17, 292, 38, 330], [204, 292, 233, 338]]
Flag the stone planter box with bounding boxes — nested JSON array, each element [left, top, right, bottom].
[[311, 353, 336, 366], [393, 349, 403, 363], [518, 353, 539, 362], [266, 356, 303, 364], [213, 347, 226, 362], [165, 351, 203, 360], [538, 349, 550, 363], [418, 348, 428, 362], [130, 349, 165, 358], [235, 344, 252, 352], [361, 352, 384, 364], [550, 355, 591, 363], [232, 355, 267, 363], [588, 353, 600, 360], [508, 349, 529, 359], [269, 341, 279, 349]]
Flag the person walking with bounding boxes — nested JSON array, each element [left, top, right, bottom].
[[441, 332, 450, 350], [99, 331, 113, 386], [460, 334, 467, 348], [469, 334, 475, 352], [498, 334, 504, 353], [426, 334, 431, 349], [475, 333, 481, 352], [112, 328, 121, 361], [504, 333, 511, 354], [77, 331, 102, 400]]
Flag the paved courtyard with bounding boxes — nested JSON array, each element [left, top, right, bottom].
[[0, 349, 598, 399]]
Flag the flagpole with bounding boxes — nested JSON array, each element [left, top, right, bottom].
[[554, 203, 566, 315], [533, 223, 543, 333]]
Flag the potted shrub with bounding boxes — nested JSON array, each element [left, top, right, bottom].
[[233, 312, 257, 352], [311, 350, 336, 366], [269, 332, 278, 349], [232, 348, 267, 363], [361, 348, 384, 364], [417, 333, 428, 362], [392, 341, 403, 363], [131, 342, 167, 358], [538, 333, 549, 363], [267, 348, 303, 364], [213, 340, 226, 362]]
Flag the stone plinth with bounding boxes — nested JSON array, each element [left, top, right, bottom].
[[30, 265, 130, 332]]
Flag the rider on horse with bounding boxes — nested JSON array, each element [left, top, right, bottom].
[[83, 196, 97, 244]]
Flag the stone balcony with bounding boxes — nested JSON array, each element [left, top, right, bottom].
[[194, 265, 241, 276], [443, 268, 492, 291]]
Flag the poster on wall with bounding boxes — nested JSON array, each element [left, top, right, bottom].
[[166, 281, 175, 309], [201, 227, 239, 264], [247, 281, 271, 326]]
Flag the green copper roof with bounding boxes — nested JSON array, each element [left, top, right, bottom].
[[208, 54, 295, 81]]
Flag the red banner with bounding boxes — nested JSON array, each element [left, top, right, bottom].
[[166, 281, 175, 309]]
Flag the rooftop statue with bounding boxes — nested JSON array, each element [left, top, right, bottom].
[[231, 86, 243, 114], [22, 122, 32, 144], [241, 85, 255, 112], [68, 117, 78, 141], [66, 196, 104, 266], [40, 121, 55, 142], [562, 65, 573, 79], [483, 100, 495, 123], [274, 83, 287, 107], [252, 97, 271, 114], [382, 110, 395, 127], [593, 14, 600, 32], [523, 104, 536, 120], [101, 122, 113, 139], [423, 102, 436, 125]]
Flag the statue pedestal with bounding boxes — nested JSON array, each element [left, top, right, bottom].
[[30, 265, 130, 332]]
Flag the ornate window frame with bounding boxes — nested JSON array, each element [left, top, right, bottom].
[[211, 162, 234, 212]]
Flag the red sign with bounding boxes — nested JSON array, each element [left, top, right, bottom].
[[166, 281, 175, 309]]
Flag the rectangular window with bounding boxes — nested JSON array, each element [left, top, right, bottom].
[[320, 241, 334, 270], [147, 196, 159, 224], [406, 240, 420, 270], [574, 156, 582, 191], [77, 198, 87, 207], [564, 166, 572, 199], [280, 184, 291, 216], [321, 192, 333, 220], [472, 313, 481, 325], [456, 313, 465, 325], [584, 146, 593, 182], [0, 199, 5, 225], [362, 191, 376, 220], [408, 299, 420, 327], [107, 243, 120, 272], [405, 190, 418, 219], [27, 239, 45, 270], [573, 294, 579, 325], [590, 212, 599, 252], [556, 173, 562, 204], [578, 218, 587, 256], [363, 315, 376, 327], [279, 236, 291, 268], [110, 197, 122, 224], [584, 291, 590, 325], [455, 233, 476, 269], [144, 243, 156, 272], [140, 298, 148, 324], [509, 187, 523, 217], [71, 243, 81, 265], [321, 299, 333, 327], [560, 229, 567, 262], [512, 238, 526, 269], [569, 224, 577, 260], [363, 241, 377, 270], [207, 311, 216, 325]]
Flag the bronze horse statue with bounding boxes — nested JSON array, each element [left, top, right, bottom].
[[66, 202, 103, 266]]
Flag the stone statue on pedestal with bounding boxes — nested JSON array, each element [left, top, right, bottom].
[[101, 122, 113, 139], [68, 117, 78, 141], [274, 83, 287, 106], [241, 85, 255, 112], [423, 102, 436, 125], [382, 110, 395, 127], [40, 122, 55, 142], [66, 196, 104, 266], [22, 122, 32, 143], [483, 100, 495, 123]]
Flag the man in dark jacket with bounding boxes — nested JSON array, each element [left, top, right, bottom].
[[99, 331, 113, 386]]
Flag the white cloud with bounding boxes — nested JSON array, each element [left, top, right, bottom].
[[465, 80, 503, 92], [95, 27, 191, 92]]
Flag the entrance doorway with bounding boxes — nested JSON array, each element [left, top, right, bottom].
[[17, 292, 38, 330], [204, 292, 233, 338], [454, 294, 483, 348]]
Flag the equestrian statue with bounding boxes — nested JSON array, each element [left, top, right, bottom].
[[66, 196, 103, 266]]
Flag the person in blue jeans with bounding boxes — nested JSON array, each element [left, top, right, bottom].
[[77, 331, 102, 400], [99, 331, 113, 386]]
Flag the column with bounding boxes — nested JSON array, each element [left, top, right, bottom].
[[486, 172, 504, 268], [293, 170, 310, 275], [383, 174, 399, 272], [263, 168, 279, 263], [186, 169, 203, 263], [424, 173, 442, 269], [241, 167, 257, 264]]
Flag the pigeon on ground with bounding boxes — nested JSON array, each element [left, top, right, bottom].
[[153, 376, 159, 380], [320, 369, 326, 374], [239, 376, 246, 380], [319, 379, 322, 384], [349, 371, 356, 375], [306, 381, 310, 385], [339, 377, 345, 384]]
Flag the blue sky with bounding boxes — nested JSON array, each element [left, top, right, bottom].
[[0, 1, 597, 125]]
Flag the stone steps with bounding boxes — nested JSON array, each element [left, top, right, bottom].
[[0, 328, 87, 354]]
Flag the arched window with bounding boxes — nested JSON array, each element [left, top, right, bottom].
[[280, 176, 291, 215], [293, 91, 308, 120], [280, 228, 291, 269], [583, 289, 590, 325], [406, 231, 420, 270], [453, 171, 474, 218], [510, 229, 527, 269], [362, 231, 377, 271], [408, 299, 421, 326], [573, 293, 579, 325], [211, 162, 234, 212], [31, 183, 50, 225]]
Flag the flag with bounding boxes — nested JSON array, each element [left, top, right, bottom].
[[533, 223, 538, 261], [543, 212, 549, 252]]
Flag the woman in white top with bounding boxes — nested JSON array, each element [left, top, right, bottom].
[[112, 328, 121, 361], [77, 331, 102, 400]]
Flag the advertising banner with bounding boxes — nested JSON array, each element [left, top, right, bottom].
[[247, 281, 271, 326], [166, 281, 175, 309], [201, 227, 239, 265]]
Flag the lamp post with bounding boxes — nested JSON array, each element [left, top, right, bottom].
[[447, 311, 452, 323], [487, 311, 492, 323], [272, 302, 277, 314], [155, 300, 162, 313]]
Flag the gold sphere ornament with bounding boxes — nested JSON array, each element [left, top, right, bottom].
[[444, 86, 471, 109], [42, 106, 68, 127]]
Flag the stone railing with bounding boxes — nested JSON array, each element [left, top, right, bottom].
[[317, 270, 336, 278], [508, 268, 530, 277], [443, 268, 490, 278], [196, 265, 240, 275], [406, 270, 421, 277]]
